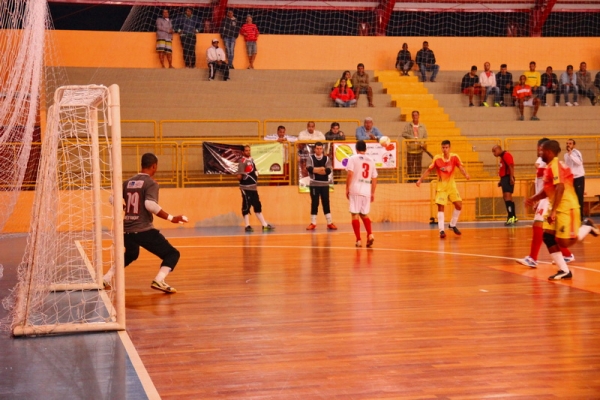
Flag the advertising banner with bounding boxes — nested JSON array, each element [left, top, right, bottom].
[[297, 142, 334, 193], [203, 142, 284, 175], [332, 142, 397, 170]]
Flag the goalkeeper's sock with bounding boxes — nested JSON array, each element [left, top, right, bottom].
[[325, 213, 332, 224], [256, 213, 267, 227], [155, 266, 172, 282], [244, 214, 250, 226]]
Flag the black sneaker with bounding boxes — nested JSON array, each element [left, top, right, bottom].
[[245, 226, 253, 232], [548, 270, 572, 280], [583, 218, 599, 237], [262, 224, 275, 231], [449, 225, 461, 235], [440, 230, 446, 239]]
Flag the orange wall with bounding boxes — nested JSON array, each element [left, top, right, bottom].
[[48, 30, 600, 71]]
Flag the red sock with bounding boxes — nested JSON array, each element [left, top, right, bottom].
[[363, 217, 372, 235], [559, 246, 572, 257], [530, 225, 543, 261], [352, 219, 361, 240]]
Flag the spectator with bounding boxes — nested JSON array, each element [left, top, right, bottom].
[[240, 15, 259, 69], [496, 63, 513, 106], [220, 10, 239, 69], [173, 8, 201, 68], [559, 65, 578, 106], [330, 78, 356, 107], [524, 61, 545, 100], [306, 141, 337, 231], [298, 121, 325, 141], [401, 110, 428, 182], [355, 117, 383, 140], [333, 70, 353, 90], [358, 21, 370, 36], [156, 10, 174, 69], [395, 43, 413, 76], [492, 145, 517, 225], [480, 61, 501, 107], [264, 125, 297, 142], [513, 74, 541, 121], [206, 39, 230, 81], [461, 65, 483, 107], [564, 138, 585, 220], [594, 71, 600, 100], [352, 63, 374, 107], [541, 66, 559, 106], [325, 122, 346, 141], [415, 41, 439, 83], [576, 61, 598, 105], [237, 145, 274, 232]]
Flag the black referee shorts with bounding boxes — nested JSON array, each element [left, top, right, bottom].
[[499, 175, 514, 194]]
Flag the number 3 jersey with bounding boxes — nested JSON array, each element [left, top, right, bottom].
[[346, 153, 378, 197], [123, 173, 159, 233]]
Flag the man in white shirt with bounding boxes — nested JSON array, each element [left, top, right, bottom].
[[480, 61, 500, 107], [298, 121, 325, 141], [564, 138, 585, 219], [206, 39, 230, 81], [264, 126, 298, 142], [346, 140, 378, 248]]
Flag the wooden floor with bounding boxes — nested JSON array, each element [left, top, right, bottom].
[[120, 223, 600, 399]]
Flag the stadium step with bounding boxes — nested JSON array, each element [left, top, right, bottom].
[[375, 69, 492, 179]]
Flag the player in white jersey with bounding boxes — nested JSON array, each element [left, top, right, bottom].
[[345, 140, 378, 247], [516, 138, 574, 267]]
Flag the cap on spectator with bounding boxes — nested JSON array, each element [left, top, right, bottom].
[[212, 39, 219, 43]]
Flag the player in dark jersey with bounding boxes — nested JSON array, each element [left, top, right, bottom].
[[237, 145, 274, 232], [103, 153, 187, 293], [306, 142, 337, 230]]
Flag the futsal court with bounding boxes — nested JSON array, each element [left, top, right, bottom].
[[2, 220, 600, 399]]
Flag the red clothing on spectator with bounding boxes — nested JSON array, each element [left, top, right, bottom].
[[330, 87, 355, 102], [513, 84, 532, 99], [240, 23, 259, 42]]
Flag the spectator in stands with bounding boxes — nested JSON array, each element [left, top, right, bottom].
[[541, 66, 558, 106], [298, 121, 325, 141], [173, 8, 201, 68], [220, 10, 239, 69], [156, 10, 174, 69], [576, 62, 598, 105], [416, 41, 439, 83], [352, 63, 374, 107], [330, 78, 356, 107], [480, 61, 500, 107], [513, 74, 541, 121], [206, 39, 230, 81], [559, 65, 578, 106], [358, 21, 370, 36], [402, 110, 428, 182], [356, 117, 383, 140], [333, 71, 353, 90], [524, 61, 545, 100], [496, 64, 513, 106], [264, 125, 297, 142], [325, 122, 346, 141], [240, 15, 259, 69], [461, 66, 483, 107], [396, 43, 413, 76], [594, 71, 600, 100]]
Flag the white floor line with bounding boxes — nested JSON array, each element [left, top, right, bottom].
[[118, 330, 162, 400]]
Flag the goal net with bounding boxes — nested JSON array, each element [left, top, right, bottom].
[[5, 84, 125, 337]]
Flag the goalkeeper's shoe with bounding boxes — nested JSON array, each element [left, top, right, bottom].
[[151, 280, 177, 293], [262, 224, 275, 231]]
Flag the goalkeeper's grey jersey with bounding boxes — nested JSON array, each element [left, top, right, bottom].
[[123, 173, 159, 233]]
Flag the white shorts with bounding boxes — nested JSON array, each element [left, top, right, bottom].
[[349, 194, 371, 215], [534, 198, 549, 222]]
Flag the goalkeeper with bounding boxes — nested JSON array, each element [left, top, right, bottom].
[[103, 153, 187, 293], [237, 145, 275, 232]]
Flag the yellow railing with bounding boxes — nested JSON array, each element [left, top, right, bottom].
[[262, 119, 361, 137]]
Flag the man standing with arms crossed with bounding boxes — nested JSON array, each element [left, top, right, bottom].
[[346, 140, 378, 247], [416, 140, 470, 239], [306, 142, 337, 231], [492, 145, 517, 225]]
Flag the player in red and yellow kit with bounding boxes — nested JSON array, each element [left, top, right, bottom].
[[416, 140, 470, 238], [526, 140, 599, 280]]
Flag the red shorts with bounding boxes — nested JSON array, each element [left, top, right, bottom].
[[462, 87, 481, 95]]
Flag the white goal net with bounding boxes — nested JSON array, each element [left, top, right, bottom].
[[4, 84, 125, 336]]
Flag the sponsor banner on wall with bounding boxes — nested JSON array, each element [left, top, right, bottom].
[[332, 142, 397, 170], [297, 143, 334, 193], [202, 142, 284, 175]]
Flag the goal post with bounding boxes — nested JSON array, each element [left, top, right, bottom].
[[9, 84, 125, 337]]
